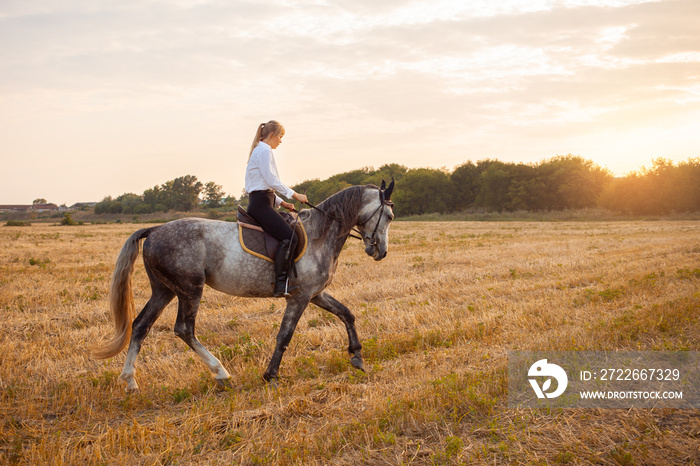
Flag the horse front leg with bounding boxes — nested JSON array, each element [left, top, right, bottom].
[[263, 295, 311, 382], [310, 291, 365, 372]]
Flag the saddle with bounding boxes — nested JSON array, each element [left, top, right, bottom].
[[237, 206, 307, 263]]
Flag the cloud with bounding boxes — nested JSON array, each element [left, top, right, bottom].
[[0, 0, 698, 203]]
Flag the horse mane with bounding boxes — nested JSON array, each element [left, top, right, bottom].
[[302, 185, 377, 240]]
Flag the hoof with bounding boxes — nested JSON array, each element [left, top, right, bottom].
[[351, 355, 366, 372], [120, 373, 140, 393], [124, 380, 141, 395], [262, 375, 280, 392], [215, 377, 233, 390]]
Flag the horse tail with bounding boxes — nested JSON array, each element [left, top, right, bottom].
[[92, 227, 154, 359]]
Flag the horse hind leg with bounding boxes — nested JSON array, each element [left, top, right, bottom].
[[119, 272, 176, 392], [173, 288, 232, 388]]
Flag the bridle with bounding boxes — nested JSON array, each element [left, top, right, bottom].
[[355, 189, 393, 246], [303, 185, 394, 245]]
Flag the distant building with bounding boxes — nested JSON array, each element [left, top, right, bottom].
[[34, 203, 59, 212], [0, 203, 59, 213]]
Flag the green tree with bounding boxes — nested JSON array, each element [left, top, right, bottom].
[[330, 167, 373, 185], [95, 196, 123, 215], [536, 155, 612, 210], [365, 163, 408, 188], [220, 195, 238, 211], [202, 181, 226, 209], [292, 165, 408, 206], [237, 190, 250, 208], [392, 168, 452, 216], [671, 158, 700, 211], [117, 193, 147, 214], [600, 157, 700, 214], [599, 175, 641, 214], [159, 175, 203, 211], [143, 186, 167, 212], [450, 161, 482, 209], [475, 160, 514, 211], [506, 164, 541, 211], [60, 213, 79, 225]]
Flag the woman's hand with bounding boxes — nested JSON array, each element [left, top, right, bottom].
[[279, 201, 296, 211], [292, 192, 308, 204]]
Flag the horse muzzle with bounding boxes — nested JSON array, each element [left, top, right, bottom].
[[365, 243, 387, 261], [364, 243, 375, 257]]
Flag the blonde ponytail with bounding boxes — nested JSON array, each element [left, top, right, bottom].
[[248, 120, 285, 161]]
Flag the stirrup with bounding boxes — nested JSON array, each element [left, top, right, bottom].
[[273, 277, 299, 298]]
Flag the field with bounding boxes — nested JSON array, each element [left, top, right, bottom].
[[1, 220, 699, 465]]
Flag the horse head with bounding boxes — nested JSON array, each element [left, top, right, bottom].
[[359, 180, 394, 261]]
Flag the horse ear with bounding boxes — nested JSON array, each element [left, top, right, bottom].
[[385, 178, 394, 200], [380, 180, 386, 190]]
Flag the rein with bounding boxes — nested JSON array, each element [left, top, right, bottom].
[[303, 200, 364, 240], [303, 188, 393, 244]]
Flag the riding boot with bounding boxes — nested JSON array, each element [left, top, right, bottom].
[[273, 239, 298, 298]]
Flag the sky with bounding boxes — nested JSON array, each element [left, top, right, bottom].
[[1, 0, 699, 205]]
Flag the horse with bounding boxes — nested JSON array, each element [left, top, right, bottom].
[[92, 181, 395, 392]]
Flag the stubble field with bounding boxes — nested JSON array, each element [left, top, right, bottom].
[[1, 220, 699, 465]]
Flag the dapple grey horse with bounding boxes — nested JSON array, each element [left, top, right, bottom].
[[93, 182, 394, 392]]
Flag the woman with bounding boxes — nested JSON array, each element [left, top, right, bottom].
[[245, 120, 308, 297]]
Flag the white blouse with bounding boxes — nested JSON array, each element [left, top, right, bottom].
[[245, 141, 295, 206]]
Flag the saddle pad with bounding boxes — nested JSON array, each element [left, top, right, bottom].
[[238, 220, 307, 263]]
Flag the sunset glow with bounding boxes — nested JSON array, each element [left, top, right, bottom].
[[1, 0, 699, 204]]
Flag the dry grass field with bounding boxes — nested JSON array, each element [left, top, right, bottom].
[[1, 220, 699, 465]]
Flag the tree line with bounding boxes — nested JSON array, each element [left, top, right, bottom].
[[290, 155, 612, 217], [597, 158, 700, 215], [293, 155, 700, 216], [94, 155, 700, 217], [95, 175, 234, 215]]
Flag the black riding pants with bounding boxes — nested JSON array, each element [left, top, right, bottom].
[[247, 191, 298, 248]]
